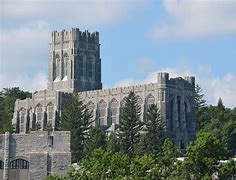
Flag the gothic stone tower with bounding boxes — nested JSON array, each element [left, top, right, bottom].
[[47, 28, 102, 92]]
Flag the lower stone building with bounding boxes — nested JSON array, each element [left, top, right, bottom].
[[0, 131, 71, 180]]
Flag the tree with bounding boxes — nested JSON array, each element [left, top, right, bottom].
[[83, 125, 106, 156], [195, 84, 208, 130], [60, 93, 93, 161], [70, 149, 130, 179], [183, 131, 226, 179], [0, 87, 31, 133], [144, 103, 165, 155], [218, 159, 236, 179], [119, 91, 142, 158], [107, 132, 120, 153]]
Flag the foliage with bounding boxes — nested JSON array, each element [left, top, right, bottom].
[[60, 93, 93, 161], [119, 91, 143, 158], [144, 103, 165, 155], [83, 124, 106, 157], [195, 84, 208, 131], [183, 131, 227, 179], [218, 159, 236, 179], [107, 132, 120, 153], [0, 87, 31, 133]]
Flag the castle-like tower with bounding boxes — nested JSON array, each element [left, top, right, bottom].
[[47, 28, 102, 92], [4, 28, 196, 179]]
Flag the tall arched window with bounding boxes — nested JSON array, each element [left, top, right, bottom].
[[55, 54, 61, 80], [87, 54, 95, 81], [86, 101, 95, 119], [19, 108, 26, 133], [63, 53, 68, 78], [47, 103, 54, 125], [78, 53, 85, 80], [10, 159, 29, 169], [36, 104, 43, 129], [98, 100, 107, 126], [0, 160, 3, 169], [146, 94, 155, 111], [110, 99, 118, 125]]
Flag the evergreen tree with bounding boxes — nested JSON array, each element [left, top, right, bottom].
[[195, 84, 208, 130], [0, 87, 31, 133], [84, 124, 107, 156], [119, 91, 142, 158], [107, 132, 120, 153], [144, 104, 165, 155], [60, 93, 92, 161], [134, 134, 149, 156]]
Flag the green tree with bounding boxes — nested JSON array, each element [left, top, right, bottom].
[[195, 84, 208, 131], [0, 87, 31, 133], [183, 131, 226, 179], [107, 132, 120, 153], [130, 154, 156, 178], [119, 91, 142, 158], [144, 103, 165, 155], [60, 93, 93, 161], [218, 159, 236, 179], [156, 139, 180, 179], [83, 125, 106, 156], [134, 134, 149, 156], [70, 149, 130, 179]]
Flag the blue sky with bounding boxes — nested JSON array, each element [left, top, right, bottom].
[[0, 0, 236, 107]]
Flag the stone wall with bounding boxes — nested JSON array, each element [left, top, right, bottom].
[[0, 131, 71, 180]]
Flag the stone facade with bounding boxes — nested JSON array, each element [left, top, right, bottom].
[[5, 28, 196, 179], [0, 131, 71, 180]]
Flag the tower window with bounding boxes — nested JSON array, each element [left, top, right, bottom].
[[47, 103, 54, 125], [78, 54, 85, 80], [0, 160, 4, 169], [10, 159, 29, 169], [87, 54, 95, 81]]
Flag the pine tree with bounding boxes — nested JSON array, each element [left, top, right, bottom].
[[60, 93, 93, 161], [119, 91, 142, 158], [107, 132, 120, 153], [144, 103, 165, 155], [84, 124, 107, 156], [195, 84, 208, 130]]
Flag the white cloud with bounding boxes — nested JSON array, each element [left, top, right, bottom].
[[0, 21, 50, 73], [112, 65, 236, 108], [1, 0, 147, 28], [0, 72, 47, 92], [151, 0, 236, 39]]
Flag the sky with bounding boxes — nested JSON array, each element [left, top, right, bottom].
[[0, 0, 236, 108]]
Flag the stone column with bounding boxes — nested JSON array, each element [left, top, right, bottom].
[[3, 132, 9, 180]]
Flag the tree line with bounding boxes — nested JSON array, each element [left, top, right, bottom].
[[0, 87, 235, 179]]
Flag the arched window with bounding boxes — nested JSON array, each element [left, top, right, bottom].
[[87, 54, 95, 81], [36, 104, 43, 129], [110, 99, 118, 125], [63, 53, 69, 78], [86, 101, 95, 118], [10, 159, 29, 169], [98, 100, 107, 126], [55, 54, 61, 79], [78, 53, 85, 80], [146, 94, 155, 110], [47, 103, 54, 125], [19, 108, 26, 133], [0, 160, 3, 169]]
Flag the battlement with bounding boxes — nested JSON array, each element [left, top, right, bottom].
[[52, 28, 99, 45]]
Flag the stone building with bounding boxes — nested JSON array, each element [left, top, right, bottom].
[[0, 131, 71, 180], [1, 27, 196, 179]]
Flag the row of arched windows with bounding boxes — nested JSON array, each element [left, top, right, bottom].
[[18, 103, 54, 132], [87, 95, 156, 126], [54, 53, 69, 80]]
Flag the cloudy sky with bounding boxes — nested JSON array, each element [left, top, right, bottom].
[[0, 0, 236, 108]]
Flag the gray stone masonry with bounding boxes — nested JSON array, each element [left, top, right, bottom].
[[0, 131, 71, 180]]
